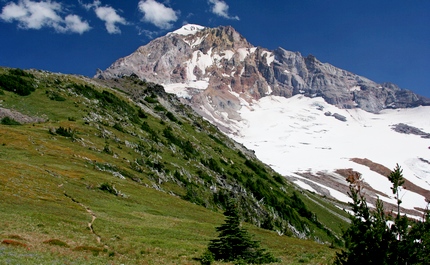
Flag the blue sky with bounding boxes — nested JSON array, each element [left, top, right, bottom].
[[0, 0, 429, 97]]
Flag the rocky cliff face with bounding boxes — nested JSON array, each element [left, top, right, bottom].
[[97, 24, 429, 129]]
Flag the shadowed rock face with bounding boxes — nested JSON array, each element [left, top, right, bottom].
[[97, 25, 430, 120]]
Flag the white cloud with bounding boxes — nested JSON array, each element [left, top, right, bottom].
[[80, 0, 100, 11], [0, 0, 90, 34], [94, 5, 127, 34], [138, 0, 178, 30], [64, 14, 91, 34], [208, 0, 239, 20], [82, 1, 127, 34]]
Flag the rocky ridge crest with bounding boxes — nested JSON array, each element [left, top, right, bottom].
[[97, 24, 429, 132]]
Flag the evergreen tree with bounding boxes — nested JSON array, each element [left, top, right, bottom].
[[205, 200, 278, 264], [334, 181, 393, 264], [334, 166, 430, 265], [387, 164, 405, 219]]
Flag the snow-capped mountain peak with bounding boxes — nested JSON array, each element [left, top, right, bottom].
[[96, 25, 430, 216], [170, 24, 205, 36]]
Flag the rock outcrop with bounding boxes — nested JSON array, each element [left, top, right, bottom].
[[97, 24, 429, 130]]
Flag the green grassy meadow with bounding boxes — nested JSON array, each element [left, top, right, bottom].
[[0, 68, 347, 264]]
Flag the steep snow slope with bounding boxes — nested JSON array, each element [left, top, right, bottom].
[[228, 94, 430, 214]]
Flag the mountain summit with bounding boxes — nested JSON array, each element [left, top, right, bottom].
[[97, 25, 430, 214], [97, 24, 429, 116]]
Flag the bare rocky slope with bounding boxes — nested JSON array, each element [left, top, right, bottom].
[[97, 24, 429, 121]]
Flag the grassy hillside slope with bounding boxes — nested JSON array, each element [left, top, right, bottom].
[[0, 67, 348, 264]]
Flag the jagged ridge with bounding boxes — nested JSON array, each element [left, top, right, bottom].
[[97, 24, 430, 117]]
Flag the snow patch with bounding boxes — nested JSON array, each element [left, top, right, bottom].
[[186, 49, 214, 80], [292, 179, 318, 193], [184, 34, 206, 48], [349, 86, 361, 92], [228, 95, 430, 212], [163, 80, 209, 98], [266, 86, 272, 95], [170, 24, 205, 36], [237, 48, 251, 61], [261, 51, 274, 65]]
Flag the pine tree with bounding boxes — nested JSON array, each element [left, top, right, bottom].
[[334, 179, 392, 265], [387, 164, 405, 218], [205, 200, 278, 264], [334, 165, 430, 265]]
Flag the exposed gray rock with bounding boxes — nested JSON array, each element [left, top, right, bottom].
[[333, 113, 347, 122], [391, 123, 430, 138], [96, 24, 430, 125], [0, 107, 46, 123]]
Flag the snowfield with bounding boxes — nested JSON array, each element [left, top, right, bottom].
[[154, 24, 430, 215], [226, 95, 430, 212]]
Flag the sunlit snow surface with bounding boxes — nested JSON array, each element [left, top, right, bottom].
[[227, 95, 430, 211], [170, 24, 205, 36], [163, 80, 209, 98]]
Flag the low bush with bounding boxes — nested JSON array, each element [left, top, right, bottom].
[[113, 123, 125, 133], [1, 116, 21, 125], [154, 104, 166, 112], [55, 126, 74, 138], [98, 183, 118, 195], [144, 95, 158, 103], [166, 111, 178, 122]]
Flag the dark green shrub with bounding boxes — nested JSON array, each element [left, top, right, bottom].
[[1, 117, 21, 125], [182, 140, 197, 157], [245, 159, 268, 179], [209, 134, 226, 147], [201, 158, 222, 174], [8, 68, 34, 78], [154, 104, 166, 112], [138, 108, 148, 118], [200, 250, 214, 265], [183, 185, 205, 206], [141, 122, 158, 142], [55, 126, 74, 138], [0, 68, 35, 96], [98, 183, 118, 195], [71, 84, 139, 122], [141, 121, 151, 132], [166, 111, 178, 122], [197, 170, 214, 183], [113, 123, 125, 132], [103, 144, 113, 155], [174, 170, 189, 184], [290, 192, 313, 219], [144, 96, 158, 103], [273, 174, 285, 184], [163, 127, 183, 147]]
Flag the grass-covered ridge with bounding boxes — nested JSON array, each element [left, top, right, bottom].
[[0, 67, 348, 264]]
